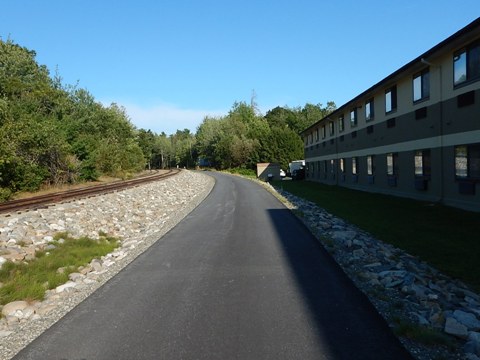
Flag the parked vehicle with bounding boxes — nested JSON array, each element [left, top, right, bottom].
[[288, 160, 305, 177], [292, 168, 305, 180]]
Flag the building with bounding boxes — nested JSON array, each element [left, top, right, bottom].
[[257, 162, 281, 181], [301, 18, 480, 212]]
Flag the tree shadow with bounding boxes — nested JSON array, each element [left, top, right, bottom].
[[266, 208, 413, 360]]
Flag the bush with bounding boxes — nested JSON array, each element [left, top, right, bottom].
[[228, 167, 256, 177], [0, 187, 12, 202]]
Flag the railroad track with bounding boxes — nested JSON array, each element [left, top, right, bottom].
[[0, 169, 181, 215]]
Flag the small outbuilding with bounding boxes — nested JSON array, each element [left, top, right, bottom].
[[256, 163, 281, 182]]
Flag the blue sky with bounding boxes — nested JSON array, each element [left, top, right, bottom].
[[1, 1, 478, 135]]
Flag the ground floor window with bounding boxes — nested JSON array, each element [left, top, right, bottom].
[[352, 157, 358, 175], [414, 149, 431, 178], [456, 144, 480, 179], [387, 153, 397, 175], [367, 155, 375, 175]]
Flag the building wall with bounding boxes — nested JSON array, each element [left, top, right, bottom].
[[257, 163, 281, 181], [303, 21, 480, 212]]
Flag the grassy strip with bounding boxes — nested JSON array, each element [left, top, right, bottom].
[[272, 180, 480, 292], [0, 232, 118, 305]]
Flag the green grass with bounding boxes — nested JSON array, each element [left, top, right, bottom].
[[393, 318, 456, 350], [273, 180, 480, 291], [0, 232, 118, 305]]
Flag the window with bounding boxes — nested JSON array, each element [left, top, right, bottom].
[[350, 109, 358, 127], [322, 125, 326, 139], [413, 68, 430, 102], [315, 128, 319, 141], [339, 115, 345, 132], [329, 121, 334, 136], [367, 155, 374, 175], [330, 159, 335, 174], [455, 144, 480, 178], [387, 153, 395, 176], [414, 150, 431, 177], [323, 160, 328, 178], [352, 157, 358, 175], [454, 41, 480, 86], [340, 158, 345, 173], [385, 86, 397, 113], [365, 98, 374, 121], [309, 133, 313, 144]]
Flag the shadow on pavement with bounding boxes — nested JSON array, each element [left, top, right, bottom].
[[266, 208, 413, 360]]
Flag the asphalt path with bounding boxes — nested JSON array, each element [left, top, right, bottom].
[[14, 172, 413, 360]]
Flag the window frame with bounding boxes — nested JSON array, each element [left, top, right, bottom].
[[367, 155, 375, 176], [413, 68, 430, 103], [455, 144, 480, 179], [387, 153, 395, 176], [350, 108, 358, 127], [329, 121, 334, 136], [365, 98, 375, 121], [338, 115, 345, 132], [385, 85, 397, 114], [454, 40, 480, 87], [414, 149, 431, 178]]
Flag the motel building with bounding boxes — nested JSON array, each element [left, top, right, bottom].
[[301, 18, 480, 212]]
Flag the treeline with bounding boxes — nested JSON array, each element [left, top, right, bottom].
[[194, 101, 336, 171], [0, 39, 335, 201]]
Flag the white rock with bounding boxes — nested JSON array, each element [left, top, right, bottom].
[[55, 281, 77, 293], [2, 301, 29, 317], [0, 330, 13, 338], [454, 310, 480, 331], [330, 230, 357, 242], [445, 317, 469, 338]]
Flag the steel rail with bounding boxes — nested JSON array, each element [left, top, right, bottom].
[[0, 169, 180, 215]]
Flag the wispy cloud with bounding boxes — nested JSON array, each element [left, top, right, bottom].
[[103, 101, 226, 135]]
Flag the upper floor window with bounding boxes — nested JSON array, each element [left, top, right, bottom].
[[385, 86, 397, 113], [350, 109, 358, 127], [338, 115, 345, 132], [322, 125, 326, 139], [315, 128, 319, 141], [365, 98, 374, 121], [309, 133, 313, 144], [454, 41, 480, 86], [413, 69, 430, 102], [329, 121, 334, 136]]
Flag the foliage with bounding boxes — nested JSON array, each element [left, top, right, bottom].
[[0, 39, 150, 197], [195, 101, 335, 171], [0, 233, 118, 304], [0, 37, 336, 196], [226, 167, 256, 177]]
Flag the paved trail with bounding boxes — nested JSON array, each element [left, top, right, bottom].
[[14, 172, 412, 360]]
